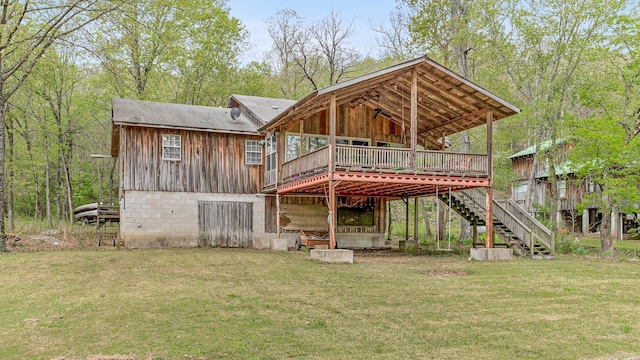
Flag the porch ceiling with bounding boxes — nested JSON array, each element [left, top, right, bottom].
[[276, 172, 490, 198], [260, 56, 519, 148]]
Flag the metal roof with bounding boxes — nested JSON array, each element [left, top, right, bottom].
[[259, 55, 521, 148], [112, 98, 259, 135], [508, 139, 567, 159], [230, 94, 297, 124]]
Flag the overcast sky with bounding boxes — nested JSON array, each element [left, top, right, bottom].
[[227, 0, 402, 63]]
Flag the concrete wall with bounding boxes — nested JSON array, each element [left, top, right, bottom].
[[120, 190, 387, 249], [120, 191, 266, 248]]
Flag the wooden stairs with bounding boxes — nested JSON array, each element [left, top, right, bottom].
[[438, 189, 555, 259]]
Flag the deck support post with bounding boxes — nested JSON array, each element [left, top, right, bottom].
[[485, 110, 494, 248], [414, 198, 418, 241], [276, 192, 281, 239], [410, 68, 418, 171], [328, 94, 337, 250], [404, 197, 409, 242]]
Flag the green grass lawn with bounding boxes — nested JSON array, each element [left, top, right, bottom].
[[2, 248, 640, 359]]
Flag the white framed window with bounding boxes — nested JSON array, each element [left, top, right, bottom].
[[245, 140, 262, 165], [514, 184, 528, 201], [266, 135, 277, 171], [303, 135, 329, 153], [162, 134, 181, 161]]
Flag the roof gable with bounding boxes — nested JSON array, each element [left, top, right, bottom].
[[259, 55, 520, 148]]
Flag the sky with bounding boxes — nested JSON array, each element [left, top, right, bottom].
[[227, 0, 402, 63]]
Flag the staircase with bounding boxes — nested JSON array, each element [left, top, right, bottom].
[[438, 189, 555, 259]]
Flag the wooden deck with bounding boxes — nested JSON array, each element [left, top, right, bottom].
[[267, 145, 489, 197]]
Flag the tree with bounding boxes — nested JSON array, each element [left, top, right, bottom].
[[91, 0, 247, 105], [569, 9, 640, 251], [496, 0, 626, 235], [402, 0, 508, 242], [266, 9, 362, 98], [0, 1, 117, 252]]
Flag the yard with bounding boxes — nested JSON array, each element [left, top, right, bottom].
[[1, 246, 640, 359]]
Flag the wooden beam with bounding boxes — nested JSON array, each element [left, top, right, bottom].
[[329, 94, 337, 249], [411, 68, 418, 171], [485, 110, 494, 248]]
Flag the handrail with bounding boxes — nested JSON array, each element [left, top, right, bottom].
[[458, 189, 554, 256], [505, 199, 555, 253]]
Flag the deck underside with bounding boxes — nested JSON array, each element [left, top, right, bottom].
[[272, 171, 490, 198]]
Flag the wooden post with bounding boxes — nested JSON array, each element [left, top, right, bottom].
[[329, 94, 337, 249], [404, 198, 409, 241], [410, 68, 418, 171], [276, 193, 281, 239], [485, 110, 494, 248], [413, 198, 418, 241], [472, 221, 478, 247]]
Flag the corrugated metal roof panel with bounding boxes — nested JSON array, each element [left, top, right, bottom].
[[112, 98, 259, 134]]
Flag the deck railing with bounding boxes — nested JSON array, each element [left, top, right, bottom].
[[265, 169, 277, 187], [336, 145, 411, 170], [277, 144, 489, 184], [417, 150, 487, 175], [281, 146, 329, 182]]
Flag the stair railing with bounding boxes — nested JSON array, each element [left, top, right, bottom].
[[504, 199, 555, 254], [458, 189, 535, 256]]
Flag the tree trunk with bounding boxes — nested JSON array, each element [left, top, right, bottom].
[[458, 132, 471, 242], [6, 116, 14, 232], [437, 199, 447, 242], [600, 194, 614, 251], [44, 130, 53, 228], [387, 201, 392, 240], [0, 94, 7, 252], [420, 198, 432, 238]]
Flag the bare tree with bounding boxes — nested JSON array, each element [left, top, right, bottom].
[[371, 10, 415, 60], [267, 9, 361, 96]]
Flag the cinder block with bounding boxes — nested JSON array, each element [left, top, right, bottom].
[[470, 248, 513, 261], [310, 249, 353, 263], [270, 238, 288, 252]]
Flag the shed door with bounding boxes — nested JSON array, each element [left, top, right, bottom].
[[198, 201, 253, 248]]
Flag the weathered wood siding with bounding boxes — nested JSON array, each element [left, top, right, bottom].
[[121, 126, 262, 193], [511, 155, 534, 179], [198, 201, 253, 247]]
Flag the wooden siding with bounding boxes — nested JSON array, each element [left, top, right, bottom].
[[198, 201, 253, 247], [121, 126, 262, 193]]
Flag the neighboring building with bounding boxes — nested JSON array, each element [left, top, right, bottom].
[[508, 141, 638, 239], [112, 56, 521, 249]]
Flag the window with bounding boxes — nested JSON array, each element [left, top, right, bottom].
[[245, 140, 262, 165], [162, 134, 181, 160], [285, 134, 300, 162], [557, 179, 567, 199], [303, 135, 328, 153], [514, 184, 528, 201], [266, 135, 277, 171]]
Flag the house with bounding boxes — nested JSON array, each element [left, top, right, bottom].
[[112, 56, 521, 249], [111, 96, 294, 248], [508, 141, 637, 239]]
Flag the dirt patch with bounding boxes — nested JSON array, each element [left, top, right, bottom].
[[6, 228, 119, 252]]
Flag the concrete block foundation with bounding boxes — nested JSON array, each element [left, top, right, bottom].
[[470, 248, 513, 261], [270, 238, 288, 252], [310, 249, 353, 263]]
